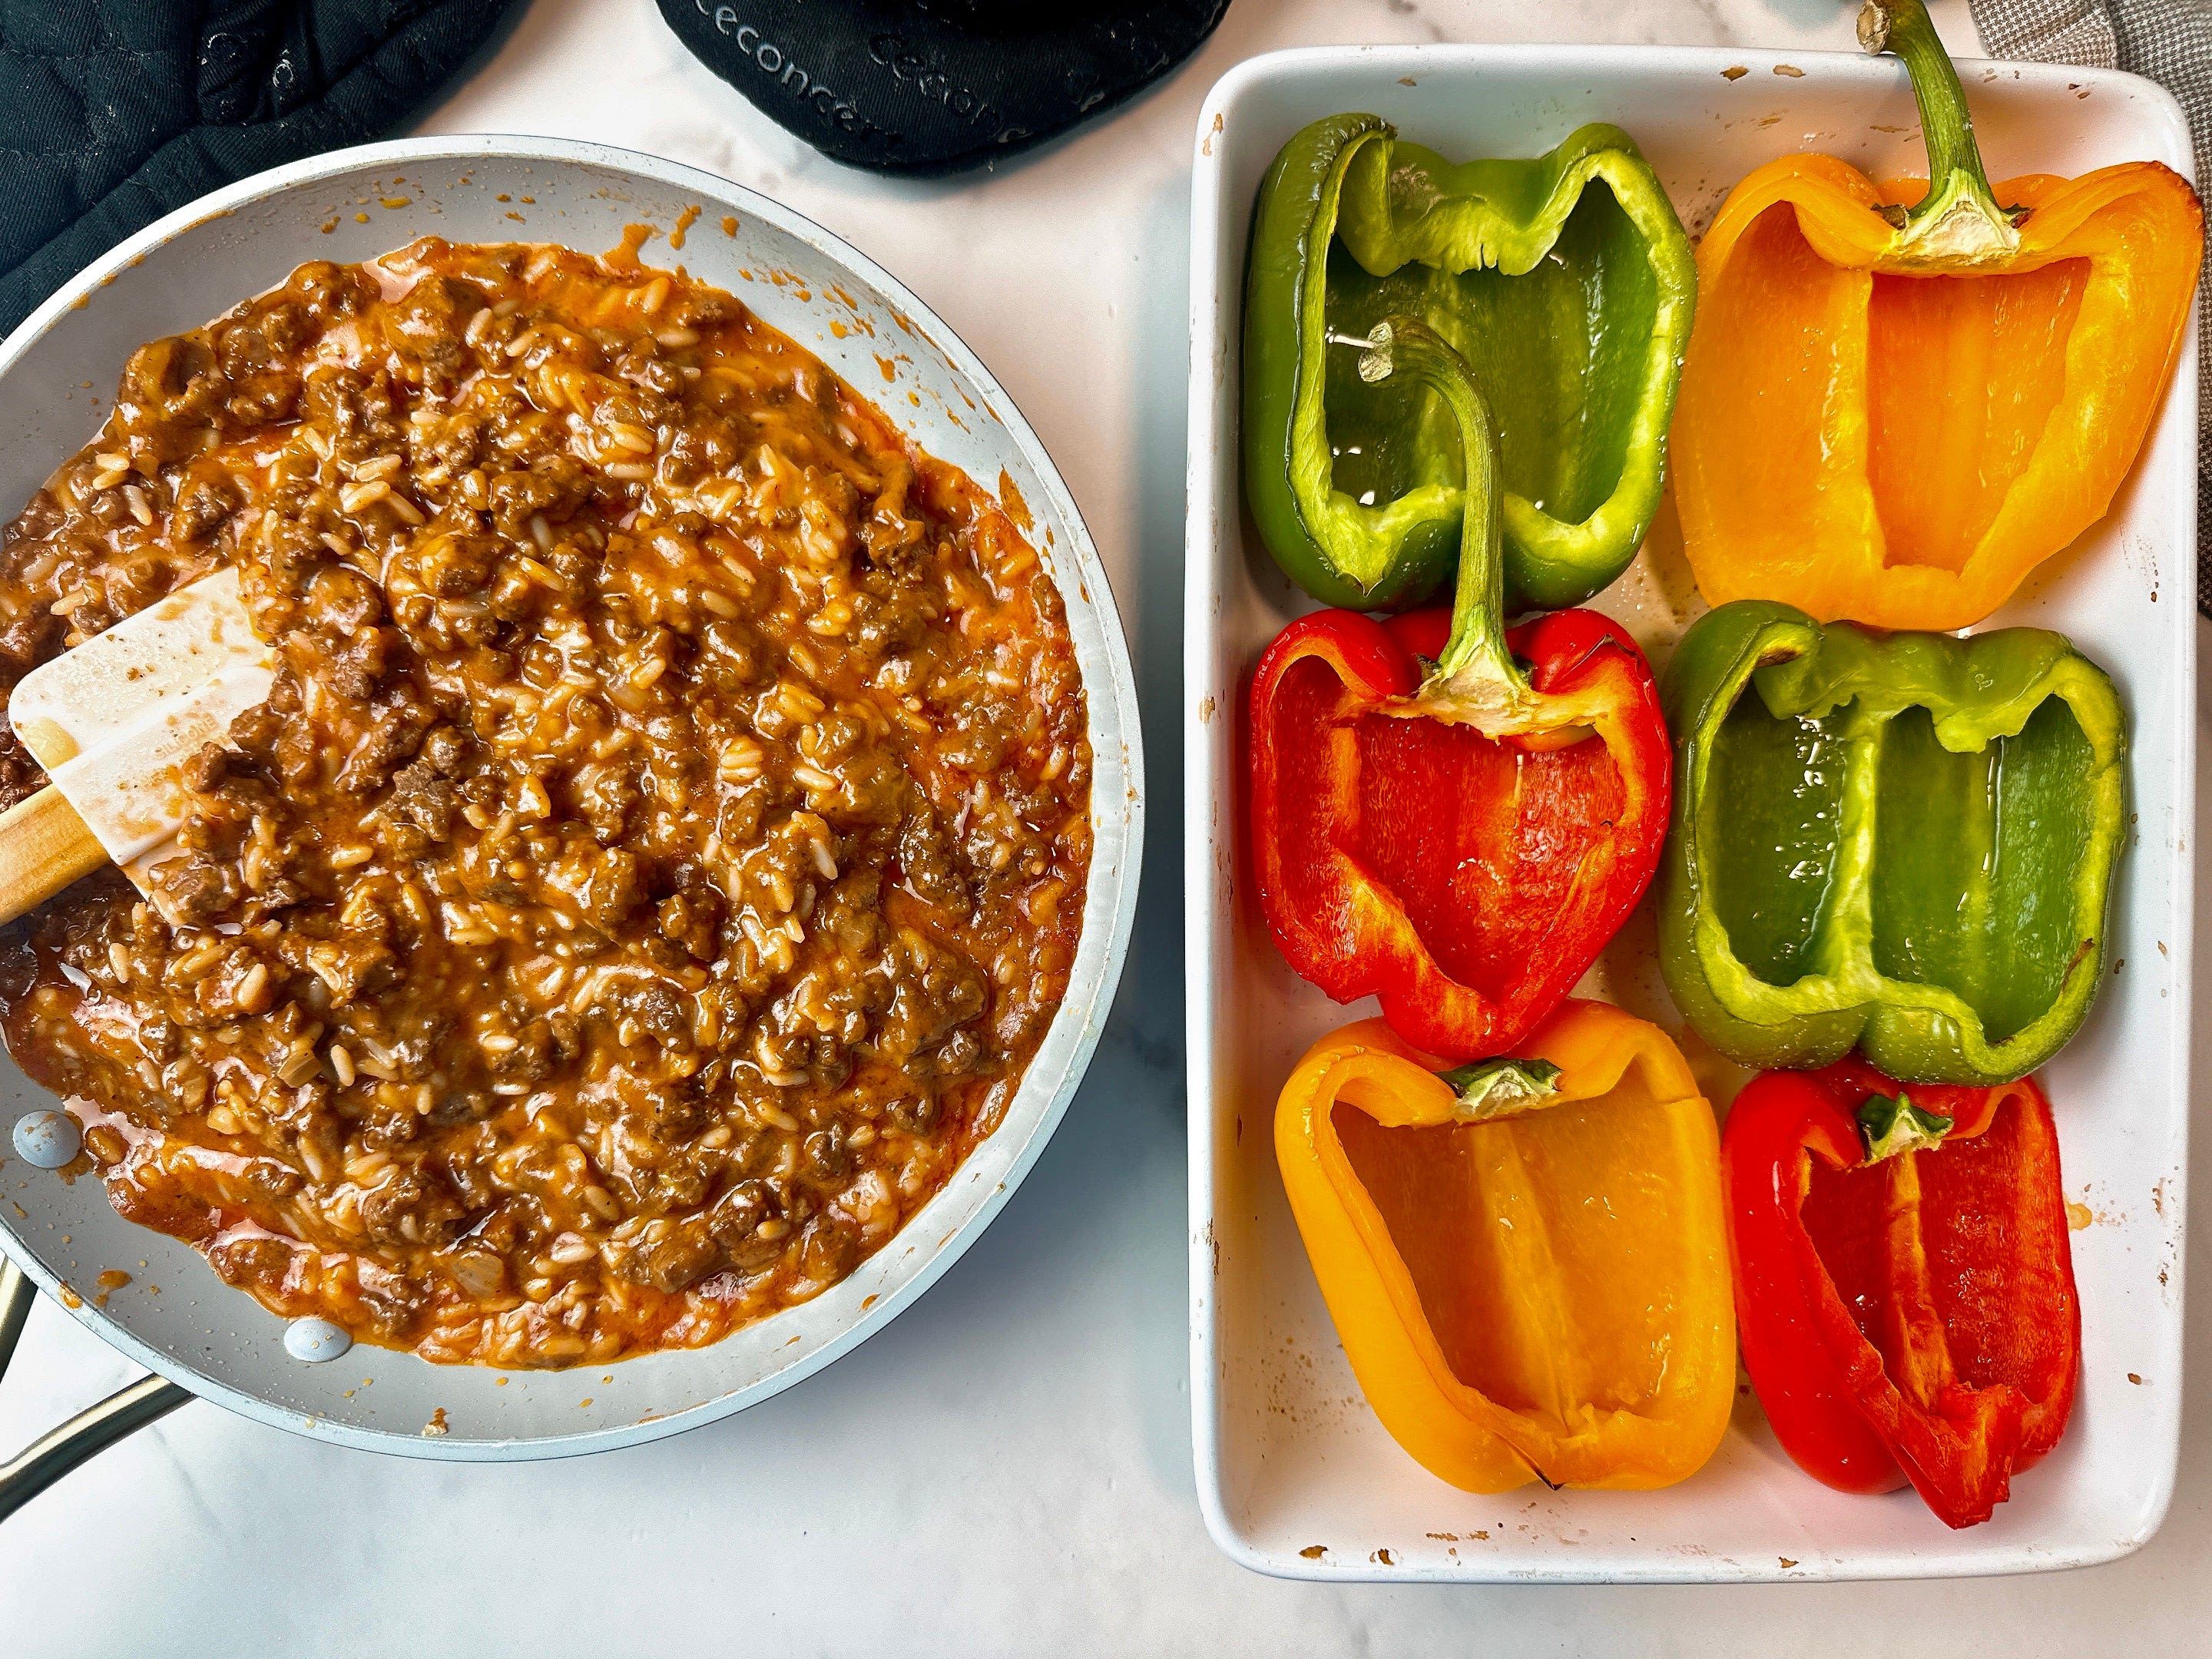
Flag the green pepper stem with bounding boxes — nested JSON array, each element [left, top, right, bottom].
[[1340, 316, 1526, 701], [1859, 0, 2024, 259], [1856, 1091, 1955, 1162], [1437, 1055, 1564, 1122]]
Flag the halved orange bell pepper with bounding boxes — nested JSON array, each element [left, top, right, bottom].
[[1674, 0, 2201, 631], [1274, 1002, 1734, 1492]]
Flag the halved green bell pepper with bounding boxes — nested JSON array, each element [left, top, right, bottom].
[[1659, 601, 2127, 1086], [1243, 113, 1697, 614]]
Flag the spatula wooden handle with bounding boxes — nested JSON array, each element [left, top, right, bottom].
[[0, 786, 108, 924]]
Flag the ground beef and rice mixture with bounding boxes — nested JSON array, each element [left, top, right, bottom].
[[0, 236, 1091, 1366]]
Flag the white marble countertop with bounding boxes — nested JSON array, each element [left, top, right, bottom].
[[10, 0, 2212, 1650]]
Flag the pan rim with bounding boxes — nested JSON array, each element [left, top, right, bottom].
[[0, 132, 1144, 1461]]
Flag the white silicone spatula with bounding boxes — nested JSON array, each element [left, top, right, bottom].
[[0, 568, 274, 923]]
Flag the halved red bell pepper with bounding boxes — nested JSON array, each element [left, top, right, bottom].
[[1247, 316, 1670, 1061], [1723, 1057, 2080, 1528]]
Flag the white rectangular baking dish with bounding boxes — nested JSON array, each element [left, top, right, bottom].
[[1185, 44, 2197, 1583]]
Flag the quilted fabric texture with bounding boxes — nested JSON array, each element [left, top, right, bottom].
[[0, 0, 518, 334]]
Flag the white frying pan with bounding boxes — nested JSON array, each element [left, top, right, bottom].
[[0, 136, 1143, 1516]]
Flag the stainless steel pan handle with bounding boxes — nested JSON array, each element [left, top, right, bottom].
[[0, 1257, 191, 1523]]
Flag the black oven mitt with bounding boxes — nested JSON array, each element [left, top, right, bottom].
[[0, 0, 520, 335], [658, 0, 1233, 176]]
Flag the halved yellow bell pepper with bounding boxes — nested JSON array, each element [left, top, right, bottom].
[[1274, 1001, 1734, 1492], [1673, 0, 2201, 631]]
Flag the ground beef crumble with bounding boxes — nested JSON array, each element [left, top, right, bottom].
[[0, 237, 1091, 1366]]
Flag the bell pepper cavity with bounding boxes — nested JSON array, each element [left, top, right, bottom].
[[1674, 0, 2203, 630], [1244, 111, 1697, 613], [1723, 1058, 2080, 1527], [1659, 599, 2125, 1085], [1277, 1004, 1735, 1493]]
